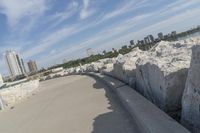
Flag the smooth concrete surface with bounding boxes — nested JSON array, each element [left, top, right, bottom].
[[0, 75, 139, 133], [86, 73, 126, 91], [117, 86, 191, 133], [88, 72, 191, 133]]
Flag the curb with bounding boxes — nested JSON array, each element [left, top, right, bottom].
[[86, 72, 191, 133]]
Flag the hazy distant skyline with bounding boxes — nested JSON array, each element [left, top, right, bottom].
[[0, 0, 200, 75]]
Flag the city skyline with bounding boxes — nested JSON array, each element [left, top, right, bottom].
[[0, 0, 200, 75]]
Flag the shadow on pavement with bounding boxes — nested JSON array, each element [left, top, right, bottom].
[[90, 76, 139, 133]]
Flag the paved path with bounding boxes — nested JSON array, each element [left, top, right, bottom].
[[0, 75, 140, 133]]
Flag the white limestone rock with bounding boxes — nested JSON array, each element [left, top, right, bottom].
[[113, 54, 125, 81], [0, 79, 39, 109], [66, 68, 76, 74], [78, 59, 113, 73], [86, 62, 104, 72], [135, 41, 193, 114], [181, 45, 200, 132], [101, 63, 114, 76], [93, 58, 116, 75], [99, 58, 116, 65], [112, 48, 145, 87]]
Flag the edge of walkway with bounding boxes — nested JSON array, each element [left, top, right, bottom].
[[85, 72, 191, 133]]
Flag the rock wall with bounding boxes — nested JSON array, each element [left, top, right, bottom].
[[182, 45, 200, 133], [135, 41, 192, 115], [101, 63, 115, 76], [113, 54, 125, 81], [0, 79, 39, 109], [112, 48, 145, 87]]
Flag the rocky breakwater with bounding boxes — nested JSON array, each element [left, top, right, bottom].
[[135, 41, 193, 117], [65, 37, 200, 132], [76, 58, 116, 74], [100, 58, 116, 76], [112, 48, 145, 87], [0, 79, 39, 110], [182, 45, 200, 133]]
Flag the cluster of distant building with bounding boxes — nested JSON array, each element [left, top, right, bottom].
[[129, 31, 177, 47], [4, 50, 38, 81], [86, 48, 95, 57]]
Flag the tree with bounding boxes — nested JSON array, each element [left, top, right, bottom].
[[103, 50, 107, 55]]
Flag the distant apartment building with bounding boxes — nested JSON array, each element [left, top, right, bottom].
[[130, 40, 135, 46], [137, 40, 145, 45], [86, 48, 94, 57], [148, 35, 154, 43], [27, 60, 38, 74], [63, 59, 68, 64], [21, 59, 27, 74], [144, 37, 150, 44], [171, 31, 177, 36], [5, 50, 23, 77], [158, 32, 164, 40], [16, 54, 24, 74], [143, 35, 155, 44]]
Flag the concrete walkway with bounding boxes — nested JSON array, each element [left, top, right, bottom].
[[0, 75, 140, 133]]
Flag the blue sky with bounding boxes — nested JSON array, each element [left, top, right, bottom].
[[0, 0, 200, 75]]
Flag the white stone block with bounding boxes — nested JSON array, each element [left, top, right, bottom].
[[182, 45, 200, 132], [135, 41, 192, 115]]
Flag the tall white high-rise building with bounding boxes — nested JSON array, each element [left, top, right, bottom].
[[5, 50, 23, 77]]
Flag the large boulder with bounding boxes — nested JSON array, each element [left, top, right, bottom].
[[135, 41, 193, 115], [122, 48, 144, 87], [113, 54, 125, 81], [66, 68, 76, 74], [99, 58, 116, 76], [89, 61, 104, 72], [99, 58, 116, 65], [112, 48, 144, 87], [102, 63, 114, 76], [181, 45, 200, 132]]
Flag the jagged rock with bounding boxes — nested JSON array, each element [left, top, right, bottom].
[[122, 48, 144, 87], [112, 48, 144, 87], [99, 58, 116, 65], [0, 80, 39, 109], [101, 58, 116, 77], [85, 62, 104, 72], [135, 41, 193, 114], [102, 63, 114, 76], [68, 58, 117, 74], [181, 45, 200, 133], [113, 54, 125, 81]]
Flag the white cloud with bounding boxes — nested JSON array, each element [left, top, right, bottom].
[[154, 0, 200, 18], [21, 19, 99, 58], [1, 0, 200, 73], [46, 1, 79, 29], [22, 26, 79, 58], [135, 8, 200, 36], [38, 3, 200, 67], [50, 49, 56, 55], [80, 0, 94, 19], [100, 0, 148, 22], [35, 13, 152, 66], [0, 0, 47, 28]]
